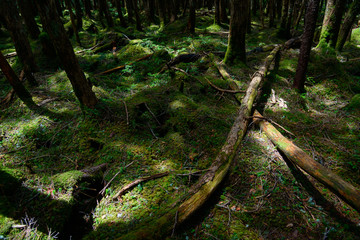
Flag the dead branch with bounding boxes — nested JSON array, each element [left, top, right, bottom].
[[204, 77, 246, 94], [112, 172, 169, 200], [95, 54, 153, 76], [99, 161, 134, 195], [123, 100, 129, 125]]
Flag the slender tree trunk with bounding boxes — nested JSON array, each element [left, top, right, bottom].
[[224, 0, 249, 65], [132, 0, 142, 31], [336, 0, 360, 51], [187, 0, 196, 33], [74, 0, 83, 30], [17, 0, 40, 39], [84, 0, 93, 18], [65, 0, 82, 45], [293, 0, 306, 29], [268, 0, 275, 27], [0, 0, 39, 86], [55, 0, 64, 17], [158, 0, 166, 30], [115, 0, 127, 27], [252, 0, 258, 16], [293, 0, 320, 93], [329, 0, 346, 48], [280, 0, 289, 29], [125, 0, 134, 23], [98, 0, 114, 27], [0, 51, 38, 110], [145, 0, 156, 23], [35, 0, 98, 109], [220, 0, 228, 23], [214, 0, 221, 24]]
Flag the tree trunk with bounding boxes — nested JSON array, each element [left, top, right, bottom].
[[115, 0, 127, 27], [0, 51, 38, 110], [35, 0, 98, 109], [187, 0, 196, 33], [279, 0, 289, 30], [145, 0, 156, 23], [84, 0, 93, 18], [268, 0, 275, 27], [98, 0, 114, 27], [224, 0, 249, 65], [0, 0, 39, 86], [74, 0, 84, 30], [125, 0, 134, 23], [132, 0, 143, 31], [254, 110, 360, 213], [293, 0, 320, 93], [293, 0, 306, 29], [64, 0, 82, 45], [158, 0, 166, 30], [17, 0, 40, 39], [220, 0, 228, 23], [214, 0, 221, 24], [336, 0, 360, 51]]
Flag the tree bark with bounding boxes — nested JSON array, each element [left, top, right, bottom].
[[293, 0, 320, 93], [224, 0, 249, 65], [187, 0, 196, 33], [0, 51, 38, 110], [336, 0, 360, 51], [74, 0, 84, 30], [319, 0, 346, 48], [17, 0, 40, 39], [254, 110, 360, 213], [64, 0, 82, 45], [132, 0, 143, 31], [214, 0, 221, 24], [0, 0, 39, 86], [35, 0, 98, 109], [84, 0, 93, 18]]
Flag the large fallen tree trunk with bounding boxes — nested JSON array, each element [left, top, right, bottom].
[[116, 45, 282, 240], [253, 110, 360, 213]]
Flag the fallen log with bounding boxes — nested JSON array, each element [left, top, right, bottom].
[[253, 110, 360, 213], [95, 54, 153, 76], [116, 45, 283, 240]]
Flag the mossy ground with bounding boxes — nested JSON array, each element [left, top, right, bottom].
[[1, 10, 360, 240]]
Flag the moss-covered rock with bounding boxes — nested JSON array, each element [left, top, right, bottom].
[[346, 94, 360, 111], [52, 170, 84, 189]]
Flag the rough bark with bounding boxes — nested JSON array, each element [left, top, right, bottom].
[[0, 51, 38, 110], [293, 0, 320, 93], [35, 0, 98, 109], [0, 0, 39, 86], [336, 0, 360, 51], [224, 0, 249, 65], [254, 110, 360, 213], [116, 44, 282, 240], [17, 0, 40, 39], [319, 0, 346, 48]]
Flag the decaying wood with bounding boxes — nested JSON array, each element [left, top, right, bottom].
[[112, 172, 169, 200], [117, 44, 283, 240], [249, 115, 295, 137], [95, 54, 153, 75], [254, 110, 360, 213]]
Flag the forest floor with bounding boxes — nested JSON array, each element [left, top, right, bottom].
[[1, 12, 360, 240]]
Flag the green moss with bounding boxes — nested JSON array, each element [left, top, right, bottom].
[[346, 94, 360, 111], [52, 170, 84, 189]]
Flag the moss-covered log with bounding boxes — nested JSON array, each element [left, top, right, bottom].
[[116, 45, 283, 240], [254, 110, 360, 213]]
